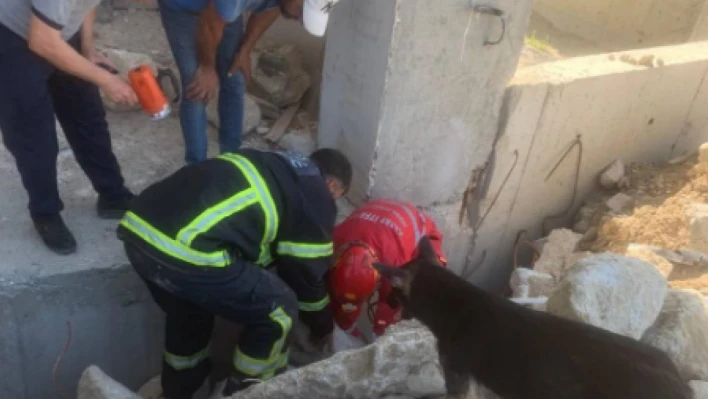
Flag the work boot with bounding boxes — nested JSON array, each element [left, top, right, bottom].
[[97, 192, 134, 220], [32, 214, 77, 255], [217, 376, 262, 398]]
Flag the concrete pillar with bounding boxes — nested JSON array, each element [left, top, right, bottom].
[[318, 0, 532, 291]]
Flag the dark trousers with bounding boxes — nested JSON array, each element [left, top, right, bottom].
[[0, 24, 129, 219], [125, 244, 297, 399]]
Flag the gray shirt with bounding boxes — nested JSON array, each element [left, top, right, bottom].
[[0, 0, 101, 40]]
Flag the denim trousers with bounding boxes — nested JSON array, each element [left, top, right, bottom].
[[158, 1, 247, 164]]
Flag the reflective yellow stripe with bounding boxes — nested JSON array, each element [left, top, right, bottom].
[[220, 154, 279, 266], [299, 295, 330, 312], [120, 212, 230, 267], [164, 346, 210, 370], [276, 241, 334, 259], [177, 188, 259, 246], [234, 307, 292, 378]]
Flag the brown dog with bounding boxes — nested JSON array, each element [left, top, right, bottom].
[[373, 237, 692, 399]]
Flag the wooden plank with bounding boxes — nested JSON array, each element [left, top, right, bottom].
[[265, 102, 301, 143]]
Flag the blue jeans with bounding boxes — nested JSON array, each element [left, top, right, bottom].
[[158, 1, 246, 164]]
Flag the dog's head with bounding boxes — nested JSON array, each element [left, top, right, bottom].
[[373, 236, 442, 308]]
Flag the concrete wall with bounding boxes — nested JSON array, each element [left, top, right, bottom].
[[535, 0, 708, 49], [317, 0, 534, 289], [470, 41, 708, 289], [0, 266, 164, 399]]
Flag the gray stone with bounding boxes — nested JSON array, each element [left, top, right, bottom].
[[691, 381, 708, 399], [509, 268, 556, 298], [642, 289, 708, 381], [606, 192, 634, 213], [688, 203, 708, 254], [206, 94, 262, 135], [99, 49, 157, 112], [234, 320, 497, 399], [78, 365, 141, 399], [248, 39, 312, 108], [533, 229, 583, 280], [278, 131, 316, 156], [547, 253, 668, 339], [598, 160, 625, 189], [95, 0, 113, 23]]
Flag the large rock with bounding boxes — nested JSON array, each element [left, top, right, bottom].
[[547, 253, 668, 339], [248, 39, 312, 108], [691, 381, 708, 399], [206, 94, 262, 135], [533, 229, 583, 279], [642, 289, 708, 381], [99, 49, 157, 112], [509, 268, 556, 298], [77, 365, 141, 399], [688, 203, 708, 254], [234, 320, 498, 399]]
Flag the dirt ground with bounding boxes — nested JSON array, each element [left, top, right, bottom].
[[517, 12, 609, 70], [580, 156, 708, 294]]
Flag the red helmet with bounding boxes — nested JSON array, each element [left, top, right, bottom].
[[330, 242, 380, 306]]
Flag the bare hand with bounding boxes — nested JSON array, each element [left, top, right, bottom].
[[186, 66, 218, 103], [100, 74, 139, 106], [228, 50, 252, 82]]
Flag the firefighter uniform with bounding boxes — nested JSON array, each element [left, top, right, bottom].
[[117, 149, 335, 398], [330, 199, 447, 337]]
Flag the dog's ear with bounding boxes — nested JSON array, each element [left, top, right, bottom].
[[417, 236, 439, 265], [373, 262, 409, 291]]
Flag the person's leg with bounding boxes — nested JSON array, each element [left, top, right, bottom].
[[158, 0, 209, 164], [126, 244, 214, 399], [48, 32, 133, 220], [215, 17, 246, 154], [0, 24, 75, 254], [193, 261, 298, 395]]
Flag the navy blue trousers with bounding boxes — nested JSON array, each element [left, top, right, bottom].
[[0, 24, 129, 219]]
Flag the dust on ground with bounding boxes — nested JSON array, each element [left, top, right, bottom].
[[580, 156, 708, 293]]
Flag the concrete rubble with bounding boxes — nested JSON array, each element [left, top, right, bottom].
[[546, 253, 668, 339], [248, 39, 312, 109], [233, 320, 498, 399], [598, 159, 627, 189], [642, 289, 708, 381], [605, 192, 634, 214], [509, 268, 555, 299], [532, 228, 583, 280], [77, 365, 141, 399]]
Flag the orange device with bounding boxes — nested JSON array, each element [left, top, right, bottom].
[[127, 65, 180, 120]]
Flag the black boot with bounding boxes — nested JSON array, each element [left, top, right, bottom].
[[32, 214, 77, 255], [220, 375, 262, 397], [97, 192, 134, 220]]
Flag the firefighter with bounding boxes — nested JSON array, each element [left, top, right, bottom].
[[329, 199, 447, 339], [117, 148, 352, 399]]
